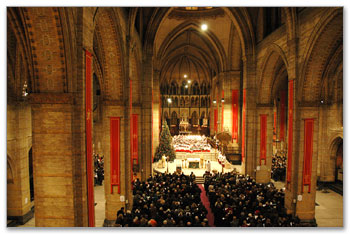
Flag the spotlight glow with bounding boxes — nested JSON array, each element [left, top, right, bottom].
[[184, 74, 188, 78], [201, 24, 208, 31], [188, 80, 191, 84]]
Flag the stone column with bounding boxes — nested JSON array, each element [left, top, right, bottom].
[[30, 93, 77, 227], [242, 53, 257, 176], [7, 100, 34, 225], [141, 52, 153, 180], [255, 106, 273, 183], [123, 37, 132, 210], [102, 102, 127, 225], [210, 77, 218, 136], [294, 107, 319, 224], [225, 71, 241, 147], [152, 70, 161, 159], [284, 38, 300, 218]]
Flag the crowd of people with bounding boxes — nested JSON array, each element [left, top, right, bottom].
[[271, 153, 287, 182], [94, 154, 104, 186], [115, 172, 210, 227], [204, 172, 301, 227]]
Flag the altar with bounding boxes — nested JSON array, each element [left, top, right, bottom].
[[187, 158, 200, 169]]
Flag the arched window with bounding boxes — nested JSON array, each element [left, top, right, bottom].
[[264, 8, 282, 37], [174, 97, 178, 107], [191, 111, 198, 126], [171, 82, 177, 95], [171, 111, 178, 126], [180, 97, 185, 107], [191, 97, 195, 107]]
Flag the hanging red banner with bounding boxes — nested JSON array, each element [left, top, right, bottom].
[[130, 79, 133, 182], [260, 114, 267, 165], [273, 111, 277, 141], [280, 90, 286, 141], [242, 89, 246, 163], [85, 50, 95, 227], [287, 80, 294, 184], [214, 109, 218, 132], [110, 117, 121, 194], [132, 114, 138, 164], [232, 90, 239, 141], [303, 119, 314, 193]]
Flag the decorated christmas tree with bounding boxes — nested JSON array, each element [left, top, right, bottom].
[[154, 121, 176, 162]]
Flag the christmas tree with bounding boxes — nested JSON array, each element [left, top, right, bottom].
[[154, 121, 176, 162]]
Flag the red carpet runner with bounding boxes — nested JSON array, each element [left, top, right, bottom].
[[198, 184, 215, 227]]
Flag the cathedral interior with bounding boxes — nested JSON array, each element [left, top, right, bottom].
[[6, 7, 343, 227]]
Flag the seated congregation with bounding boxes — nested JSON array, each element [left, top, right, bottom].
[[271, 153, 287, 182], [114, 171, 301, 227], [204, 172, 300, 227], [115, 173, 209, 227]]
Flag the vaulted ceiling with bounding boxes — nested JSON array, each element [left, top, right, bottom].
[[154, 7, 234, 86]]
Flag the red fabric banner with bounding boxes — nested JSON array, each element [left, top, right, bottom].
[[152, 90, 154, 163], [242, 89, 246, 163], [232, 90, 239, 141], [132, 114, 138, 164], [260, 114, 267, 165], [130, 79, 133, 182], [303, 119, 314, 193], [287, 81, 294, 184], [273, 111, 277, 141], [280, 90, 286, 141], [221, 90, 224, 131], [110, 117, 121, 194], [214, 109, 218, 132], [85, 50, 95, 227]]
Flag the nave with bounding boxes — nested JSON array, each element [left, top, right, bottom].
[[7, 6, 343, 227], [17, 172, 343, 227]]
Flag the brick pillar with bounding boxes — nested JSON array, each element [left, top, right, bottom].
[[210, 78, 218, 136], [294, 108, 319, 223], [225, 71, 240, 144], [123, 37, 133, 210], [141, 53, 153, 180], [242, 53, 257, 176], [102, 103, 127, 225], [284, 38, 300, 218], [7, 101, 34, 224], [255, 106, 273, 183], [30, 94, 77, 227], [152, 70, 161, 160]]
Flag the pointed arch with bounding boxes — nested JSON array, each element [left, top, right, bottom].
[[299, 8, 343, 103], [258, 43, 289, 104]]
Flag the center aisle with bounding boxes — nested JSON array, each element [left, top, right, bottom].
[[197, 184, 215, 227]]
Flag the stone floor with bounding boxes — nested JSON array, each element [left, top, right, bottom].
[[272, 181, 343, 227], [16, 178, 343, 227]]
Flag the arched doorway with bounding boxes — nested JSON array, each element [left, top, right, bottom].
[[28, 147, 34, 202], [170, 111, 178, 135], [258, 46, 289, 183], [334, 139, 343, 182]]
